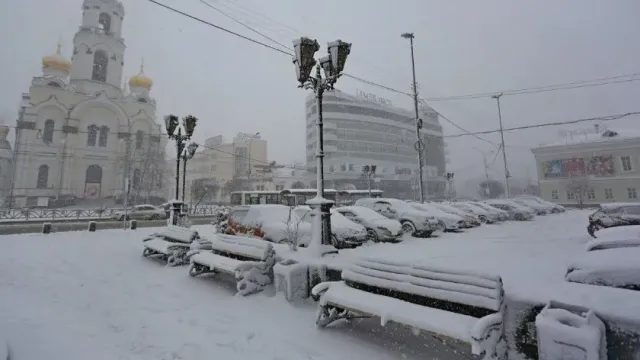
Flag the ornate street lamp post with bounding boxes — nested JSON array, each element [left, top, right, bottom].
[[164, 114, 198, 226], [292, 37, 351, 253]]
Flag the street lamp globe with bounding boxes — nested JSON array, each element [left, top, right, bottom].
[[186, 142, 199, 158], [319, 56, 334, 79], [327, 40, 351, 74], [164, 114, 179, 139], [182, 115, 198, 139], [292, 37, 319, 84]]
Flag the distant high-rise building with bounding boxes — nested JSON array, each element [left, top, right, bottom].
[[305, 89, 446, 199]]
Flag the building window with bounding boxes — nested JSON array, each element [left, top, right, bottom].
[[587, 189, 596, 200], [87, 125, 98, 146], [621, 156, 633, 172], [85, 165, 103, 184], [567, 191, 575, 200], [551, 189, 558, 200], [628, 188, 638, 199], [92, 50, 108, 82], [604, 188, 613, 200], [98, 12, 111, 33], [135, 130, 144, 150], [43, 119, 55, 144], [37, 164, 49, 189], [98, 126, 109, 147]]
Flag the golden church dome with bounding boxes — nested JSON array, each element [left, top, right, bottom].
[[129, 62, 153, 90], [42, 44, 71, 72]]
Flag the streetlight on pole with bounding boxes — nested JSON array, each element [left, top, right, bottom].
[[362, 164, 377, 197], [401, 32, 425, 203], [246, 132, 260, 190], [444, 172, 455, 200], [292, 37, 351, 254], [491, 93, 510, 197], [164, 114, 198, 226]]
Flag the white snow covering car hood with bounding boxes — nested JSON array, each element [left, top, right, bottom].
[[375, 218, 403, 234], [566, 247, 640, 289], [331, 215, 367, 237], [587, 225, 640, 251]]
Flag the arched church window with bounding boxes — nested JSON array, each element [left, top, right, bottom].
[[85, 165, 103, 184], [87, 125, 98, 146], [92, 50, 108, 82], [98, 126, 109, 147], [43, 119, 55, 144], [37, 165, 49, 189], [98, 13, 112, 33], [48, 82, 61, 88], [135, 130, 144, 150], [133, 169, 141, 189]]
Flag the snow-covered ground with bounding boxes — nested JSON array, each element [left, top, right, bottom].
[[1, 210, 638, 359]]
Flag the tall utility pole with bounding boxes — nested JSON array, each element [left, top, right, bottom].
[[482, 152, 489, 180], [492, 93, 510, 197], [401, 32, 425, 203]]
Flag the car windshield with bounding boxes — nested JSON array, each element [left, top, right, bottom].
[[352, 207, 390, 221]]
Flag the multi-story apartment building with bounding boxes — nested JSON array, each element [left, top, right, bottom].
[[532, 126, 640, 206]]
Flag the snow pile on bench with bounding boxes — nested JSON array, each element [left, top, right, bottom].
[[189, 233, 277, 296], [314, 257, 505, 359]]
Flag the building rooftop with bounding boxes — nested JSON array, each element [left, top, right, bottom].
[[535, 128, 640, 149]]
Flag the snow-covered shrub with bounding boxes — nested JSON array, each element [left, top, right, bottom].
[[281, 206, 306, 251], [235, 243, 276, 296]]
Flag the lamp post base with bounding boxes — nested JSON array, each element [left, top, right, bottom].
[[168, 200, 184, 226], [306, 196, 337, 257]]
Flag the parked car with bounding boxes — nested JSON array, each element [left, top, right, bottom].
[[565, 247, 640, 291], [588, 203, 640, 235], [517, 196, 566, 213], [451, 202, 498, 223], [111, 204, 167, 220], [410, 203, 466, 232], [585, 225, 640, 250], [468, 201, 509, 221], [335, 206, 403, 242], [431, 202, 481, 228], [510, 198, 549, 215], [354, 198, 438, 237], [226, 205, 368, 249], [484, 200, 535, 221]]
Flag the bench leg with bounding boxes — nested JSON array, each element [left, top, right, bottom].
[[142, 248, 155, 257], [188, 263, 209, 277], [316, 305, 350, 328]]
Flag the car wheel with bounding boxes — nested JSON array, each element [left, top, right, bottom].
[[330, 235, 340, 247], [515, 213, 524, 221], [401, 221, 416, 236], [437, 221, 446, 232], [151, 214, 161, 220], [366, 229, 379, 242]]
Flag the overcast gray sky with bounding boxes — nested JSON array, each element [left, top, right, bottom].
[[2, 0, 639, 187]]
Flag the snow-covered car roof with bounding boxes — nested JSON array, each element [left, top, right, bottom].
[[598, 202, 640, 210], [586, 225, 640, 251], [566, 247, 640, 290]]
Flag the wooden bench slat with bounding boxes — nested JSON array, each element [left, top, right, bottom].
[[343, 269, 501, 311], [144, 238, 190, 254], [321, 281, 478, 342], [215, 234, 270, 250], [359, 257, 502, 283], [350, 265, 499, 301], [191, 252, 242, 273], [356, 260, 499, 291], [210, 240, 266, 260]]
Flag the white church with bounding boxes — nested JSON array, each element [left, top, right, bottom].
[[8, 0, 167, 208]]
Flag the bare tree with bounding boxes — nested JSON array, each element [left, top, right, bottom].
[[566, 176, 590, 209], [281, 206, 307, 251]]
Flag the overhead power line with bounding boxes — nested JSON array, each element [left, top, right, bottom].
[[444, 111, 640, 139]]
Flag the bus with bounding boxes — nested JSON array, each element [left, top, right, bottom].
[[230, 189, 383, 206], [336, 189, 383, 205]]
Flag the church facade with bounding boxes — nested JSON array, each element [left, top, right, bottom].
[[9, 0, 167, 207]]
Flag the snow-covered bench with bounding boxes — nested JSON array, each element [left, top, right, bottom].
[[142, 226, 200, 266], [189, 234, 277, 296], [312, 258, 506, 360]]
